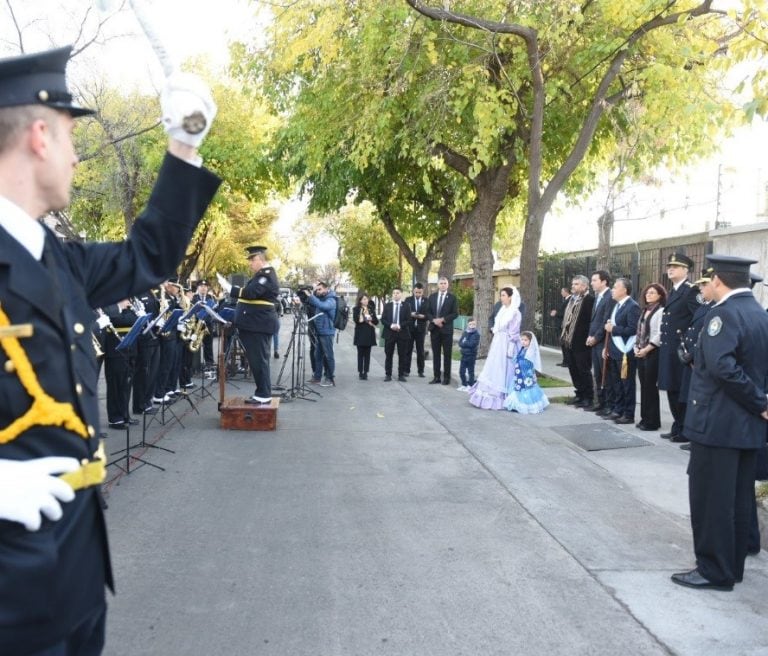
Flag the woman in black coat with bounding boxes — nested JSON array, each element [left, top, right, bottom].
[[353, 293, 378, 379]]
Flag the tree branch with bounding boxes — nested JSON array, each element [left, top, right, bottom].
[[431, 143, 472, 179], [405, 0, 535, 40], [5, 0, 25, 53]]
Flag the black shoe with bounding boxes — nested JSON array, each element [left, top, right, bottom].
[[143, 407, 158, 415], [245, 395, 271, 404], [679, 443, 691, 451], [614, 416, 634, 425], [556, 362, 567, 367], [403, 372, 410, 377], [397, 376, 407, 382], [362, 373, 368, 380], [126, 418, 139, 426], [595, 408, 613, 417], [565, 397, 582, 405], [747, 547, 761, 556], [108, 421, 127, 430], [418, 372, 425, 378], [574, 399, 592, 408], [429, 378, 441, 384], [635, 422, 647, 429], [384, 375, 392, 381], [274, 352, 280, 359], [671, 569, 732, 591], [602, 413, 622, 421], [660, 432, 677, 440], [442, 379, 451, 385], [583, 404, 604, 412], [359, 373, 364, 380], [670, 435, 689, 443]]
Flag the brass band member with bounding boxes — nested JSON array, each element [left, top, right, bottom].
[[0, 46, 220, 655], [232, 245, 280, 404]]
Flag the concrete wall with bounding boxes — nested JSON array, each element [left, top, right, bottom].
[[711, 223, 768, 306]]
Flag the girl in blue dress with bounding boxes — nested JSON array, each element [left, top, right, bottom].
[[504, 331, 549, 414]]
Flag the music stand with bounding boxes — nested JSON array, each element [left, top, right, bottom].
[[116, 314, 152, 352]]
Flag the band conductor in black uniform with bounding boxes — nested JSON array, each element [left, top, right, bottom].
[[232, 245, 280, 404], [672, 255, 768, 591], [0, 46, 220, 655]]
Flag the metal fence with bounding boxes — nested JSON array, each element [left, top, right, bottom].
[[538, 239, 712, 347]]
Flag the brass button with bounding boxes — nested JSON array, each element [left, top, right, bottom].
[[71, 344, 76, 352], [38, 89, 49, 102], [692, 399, 697, 405], [4, 360, 15, 373], [73, 323, 85, 335], [87, 425, 96, 438], [75, 383, 83, 395]]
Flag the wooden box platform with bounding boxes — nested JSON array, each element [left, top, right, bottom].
[[219, 397, 279, 431]]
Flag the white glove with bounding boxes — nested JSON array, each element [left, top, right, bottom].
[[0, 457, 79, 531], [160, 72, 217, 148], [177, 321, 187, 333], [96, 315, 111, 330]]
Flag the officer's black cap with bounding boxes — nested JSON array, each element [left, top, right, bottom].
[[0, 46, 94, 117], [166, 277, 183, 289], [705, 254, 758, 277], [667, 252, 694, 269], [749, 272, 763, 289], [694, 266, 714, 285], [198, 279, 209, 286], [246, 245, 267, 259]]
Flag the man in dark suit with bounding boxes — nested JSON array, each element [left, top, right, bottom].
[[584, 270, 614, 413], [603, 278, 641, 424], [672, 255, 768, 591], [561, 275, 595, 406], [658, 252, 699, 443], [0, 47, 220, 656], [426, 276, 458, 384], [404, 282, 428, 377], [381, 287, 412, 381]]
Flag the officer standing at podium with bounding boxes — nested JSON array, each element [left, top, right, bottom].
[[0, 46, 220, 655], [232, 245, 280, 404]]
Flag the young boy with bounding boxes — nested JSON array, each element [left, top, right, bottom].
[[457, 318, 480, 391]]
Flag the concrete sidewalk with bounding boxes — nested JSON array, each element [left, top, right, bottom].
[[100, 320, 768, 655]]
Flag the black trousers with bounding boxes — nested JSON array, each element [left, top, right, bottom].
[[666, 389, 687, 436], [132, 339, 159, 413], [565, 347, 592, 400], [356, 345, 372, 374], [202, 329, 214, 366], [607, 354, 637, 418], [405, 329, 426, 374], [590, 343, 611, 408], [430, 330, 453, 380], [384, 337, 409, 377], [105, 352, 133, 423], [29, 603, 106, 656], [239, 329, 272, 397], [637, 350, 660, 428], [155, 336, 178, 397], [688, 443, 757, 585]]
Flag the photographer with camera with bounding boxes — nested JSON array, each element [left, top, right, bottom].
[[232, 246, 280, 404], [297, 281, 337, 386]]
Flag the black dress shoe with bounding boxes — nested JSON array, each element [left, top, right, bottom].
[[747, 547, 761, 556], [635, 421, 646, 429], [442, 379, 451, 385], [575, 399, 592, 408], [602, 413, 622, 420], [614, 416, 634, 425], [108, 422, 127, 430], [670, 435, 689, 443], [595, 408, 613, 417], [660, 432, 677, 440], [671, 569, 733, 591], [418, 372, 425, 378], [429, 378, 441, 384], [397, 376, 407, 382], [565, 397, 582, 405], [359, 373, 364, 380], [384, 375, 392, 382], [679, 443, 691, 451], [362, 373, 368, 380], [639, 424, 660, 431], [583, 404, 604, 412]]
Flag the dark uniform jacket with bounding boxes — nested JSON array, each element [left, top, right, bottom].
[[404, 295, 428, 334], [606, 297, 641, 360], [658, 280, 699, 391], [680, 299, 712, 401], [0, 154, 220, 654], [588, 290, 615, 346], [684, 291, 768, 448], [426, 291, 458, 335], [233, 266, 280, 335], [352, 305, 378, 347], [381, 300, 412, 341]]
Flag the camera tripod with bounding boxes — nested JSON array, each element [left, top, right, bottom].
[[273, 305, 320, 402]]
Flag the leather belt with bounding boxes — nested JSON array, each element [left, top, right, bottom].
[[237, 299, 274, 306], [59, 441, 107, 491]]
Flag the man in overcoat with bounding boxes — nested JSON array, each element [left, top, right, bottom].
[[0, 46, 220, 654], [672, 255, 768, 590], [658, 252, 699, 442]]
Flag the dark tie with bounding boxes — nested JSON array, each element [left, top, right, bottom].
[[437, 293, 444, 314]]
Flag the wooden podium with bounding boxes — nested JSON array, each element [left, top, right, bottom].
[[219, 397, 279, 431]]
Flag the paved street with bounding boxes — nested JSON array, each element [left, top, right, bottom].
[[101, 319, 768, 655]]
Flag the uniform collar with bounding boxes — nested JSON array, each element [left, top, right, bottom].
[[712, 288, 751, 307], [0, 195, 45, 260]]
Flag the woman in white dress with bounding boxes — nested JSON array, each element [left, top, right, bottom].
[[468, 287, 522, 410]]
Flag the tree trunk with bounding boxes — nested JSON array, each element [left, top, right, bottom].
[[436, 212, 466, 282], [518, 204, 546, 335], [413, 257, 432, 286], [596, 209, 613, 271]]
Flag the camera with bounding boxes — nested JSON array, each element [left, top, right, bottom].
[[296, 287, 311, 302]]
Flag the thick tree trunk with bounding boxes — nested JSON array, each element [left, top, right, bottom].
[[518, 205, 545, 335], [413, 258, 432, 286], [596, 209, 613, 271], [436, 212, 466, 282]]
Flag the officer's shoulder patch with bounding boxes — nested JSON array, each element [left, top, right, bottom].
[[707, 316, 723, 337], [258, 276, 268, 285]]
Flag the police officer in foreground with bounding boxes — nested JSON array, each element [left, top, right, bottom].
[[232, 246, 280, 404], [672, 255, 768, 591], [0, 46, 220, 654], [658, 252, 699, 443]]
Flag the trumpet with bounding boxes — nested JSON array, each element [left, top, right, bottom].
[[95, 308, 122, 343], [92, 332, 104, 358]]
